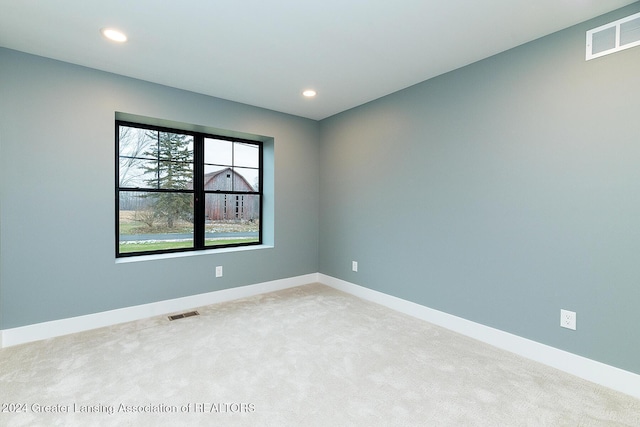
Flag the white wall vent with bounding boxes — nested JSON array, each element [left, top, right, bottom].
[[586, 11, 640, 60]]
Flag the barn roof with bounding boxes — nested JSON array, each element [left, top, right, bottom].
[[204, 167, 255, 191]]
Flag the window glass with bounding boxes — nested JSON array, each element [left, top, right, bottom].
[[204, 194, 260, 247], [118, 191, 194, 254], [234, 142, 259, 168], [205, 138, 233, 166]]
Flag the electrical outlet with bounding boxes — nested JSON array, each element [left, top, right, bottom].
[[352, 261, 358, 272], [215, 266, 223, 278], [560, 309, 576, 330]]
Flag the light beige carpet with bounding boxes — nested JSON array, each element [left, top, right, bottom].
[[1, 283, 638, 426]]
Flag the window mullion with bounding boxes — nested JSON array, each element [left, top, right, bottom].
[[193, 134, 205, 249]]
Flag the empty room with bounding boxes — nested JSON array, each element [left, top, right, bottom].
[[1, 1, 639, 425]]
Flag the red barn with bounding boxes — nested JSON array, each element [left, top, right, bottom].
[[204, 168, 259, 221]]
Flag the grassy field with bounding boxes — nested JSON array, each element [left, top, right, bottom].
[[119, 210, 258, 234], [118, 210, 259, 254]]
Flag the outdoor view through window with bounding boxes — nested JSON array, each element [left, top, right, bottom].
[[117, 122, 262, 257]]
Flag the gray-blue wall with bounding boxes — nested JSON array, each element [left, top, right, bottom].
[[319, 4, 640, 374], [0, 48, 320, 328]]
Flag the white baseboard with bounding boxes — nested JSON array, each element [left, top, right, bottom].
[[319, 273, 640, 400], [0, 273, 318, 348], [3, 272, 638, 400]]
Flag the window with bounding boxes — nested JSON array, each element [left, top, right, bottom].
[[116, 121, 262, 257]]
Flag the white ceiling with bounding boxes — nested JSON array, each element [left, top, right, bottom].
[[0, 0, 636, 120]]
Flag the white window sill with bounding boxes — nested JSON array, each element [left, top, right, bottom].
[[115, 244, 274, 264]]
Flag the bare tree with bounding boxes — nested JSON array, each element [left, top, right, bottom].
[[118, 126, 154, 188]]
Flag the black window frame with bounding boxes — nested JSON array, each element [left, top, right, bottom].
[[116, 120, 263, 258]]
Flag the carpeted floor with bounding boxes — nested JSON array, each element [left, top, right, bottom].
[[1, 283, 639, 426]]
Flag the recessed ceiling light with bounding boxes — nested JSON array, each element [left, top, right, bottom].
[[302, 90, 317, 98], [101, 28, 127, 43]]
